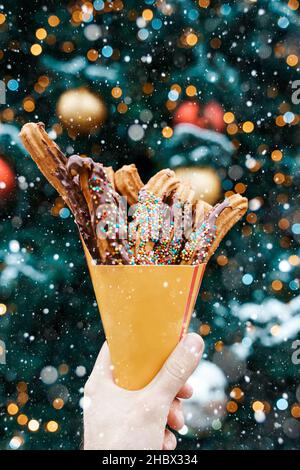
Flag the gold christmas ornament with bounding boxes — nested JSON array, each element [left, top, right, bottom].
[[56, 88, 106, 135], [175, 167, 221, 205]]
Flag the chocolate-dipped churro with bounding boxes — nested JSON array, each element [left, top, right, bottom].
[[129, 169, 180, 264], [20, 122, 98, 258], [181, 194, 248, 265], [152, 183, 195, 264], [66, 155, 132, 264]]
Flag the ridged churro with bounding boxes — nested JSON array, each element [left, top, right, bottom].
[[181, 194, 248, 265], [206, 194, 248, 262], [19, 122, 98, 257], [129, 170, 180, 263], [152, 182, 195, 264], [114, 164, 143, 206]]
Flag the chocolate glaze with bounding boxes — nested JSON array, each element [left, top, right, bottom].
[[181, 198, 231, 264], [35, 126, 97, 258], [194, 198, 230, 263], [66, 154, 94, 176], [207, 198, 230, 231], [67, 155, 131, 264]]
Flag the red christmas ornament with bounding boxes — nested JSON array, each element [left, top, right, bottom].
[[196, 116, 209, 129], [0, 157, 16, 200], [173, 101, 201, 125], [173, 100, 225, 133], [203, 101, 225, 132]]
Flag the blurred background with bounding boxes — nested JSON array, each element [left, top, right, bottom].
[[0, 0, 300, 450]]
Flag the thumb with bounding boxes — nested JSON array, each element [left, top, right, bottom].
[[149, 333, 204, 403]]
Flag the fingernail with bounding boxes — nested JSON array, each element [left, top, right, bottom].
[[183, 333, 204, 355]]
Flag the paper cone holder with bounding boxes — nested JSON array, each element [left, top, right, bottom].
[[83, 242, 206, 390]]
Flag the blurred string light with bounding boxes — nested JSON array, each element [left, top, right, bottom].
[[128, 123, 144, 141], [199, 0, 210, 8], [242, 274, 254, 285], [7, 403, 19, 415], [242, 121, 255, 133], [138, 28, 149, 41], [46, 421, 59, 432], [252, 401, 264, 412], [9, 436, 24, 450], [278, 17, 289, 28], [102, 45, 113, 57], [292, 224, 300, 235], [223, 112, 235, 124], [7, 79, 19, 91], [288, 0, 299, 9], [180, 29, 199, 47], [82, 2, 94, 23], [271, 150, 283, 162], [277, 398, 289, 411], [35, 28, 47, 40], [152, 18, 162, 30], [291, 404, 300, 418], [30, 44, 42, 56], [0, 303, 7, 315], [23, 96, 35, 112], [17, 414, 28, 426], [162, 126, 173, 138], [48, 15, 60, 27], [186, 32, 198, 46], [286, 54, 298, 66], [283, 112, 295, 124], [28, 419, 40, 432], [220, 4, 232, 16], [53, 398, 64, 410], [186, 85, 197, 97], [87, 49, 98, 61], [142, 9, 153, 21], [187, 9, 199, 21], [111, 86, 122, 98], [230, 387, 244, 400], [168, 89, 179, 101], [94, 0, 104, 11], [84, 24, 102, 41]]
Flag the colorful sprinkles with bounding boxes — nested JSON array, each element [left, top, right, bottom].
[[68, 155, 231, 265]]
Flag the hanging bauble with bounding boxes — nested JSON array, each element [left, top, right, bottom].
[[173, 101, 201, 126], [0, 156, 16, 201], [175, 166, 221, 205], [56, 87, 107, 135], [203, 101, 225, 132], [174, 100, 225, 132]]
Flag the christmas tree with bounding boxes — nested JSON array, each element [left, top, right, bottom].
[[1, 0, 300, 450]]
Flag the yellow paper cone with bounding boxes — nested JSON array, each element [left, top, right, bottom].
[[83, 242, 206, 390]]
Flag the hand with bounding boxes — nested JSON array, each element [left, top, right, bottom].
[[83, 333, 204, 450]]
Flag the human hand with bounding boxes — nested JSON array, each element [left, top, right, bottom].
[[83, 333, 204, 450]]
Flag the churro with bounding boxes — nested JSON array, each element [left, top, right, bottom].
[[129, 170, 180, 264], [181, 194, 248, 265], [114, 164, 143, 206]]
